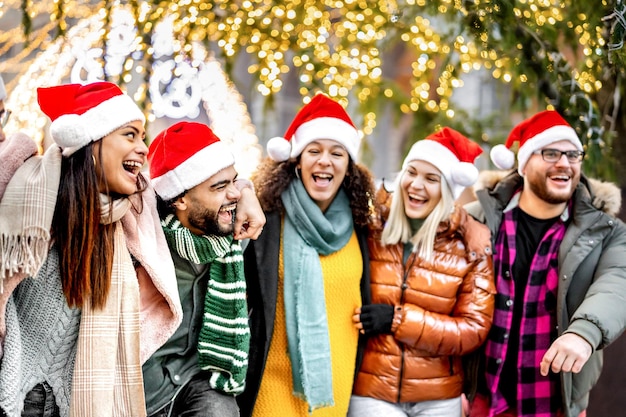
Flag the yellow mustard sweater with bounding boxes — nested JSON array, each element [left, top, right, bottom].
[[252, 231, 363, 417]]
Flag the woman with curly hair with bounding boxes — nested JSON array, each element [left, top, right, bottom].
[[238, 94, 376, 417]]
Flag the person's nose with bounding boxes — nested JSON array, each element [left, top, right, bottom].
[[136, 140, 149, 156], [553, 152, 572, 167], [227, 183, 241, 200], [317, 151, 331, 165], [410, 176, 425, 189]]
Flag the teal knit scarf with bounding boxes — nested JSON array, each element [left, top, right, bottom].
[[161, 214, 250, 395], [281, 180, 354, 411]]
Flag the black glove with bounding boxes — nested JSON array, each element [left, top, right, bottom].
[[359, 304, 394, 335]]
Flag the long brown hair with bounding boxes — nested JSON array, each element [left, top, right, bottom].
[[51, 143, 147, 309], [252, 156, 375, 227]]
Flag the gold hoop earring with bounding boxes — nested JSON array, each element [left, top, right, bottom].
[[92, 155, 96, 167]]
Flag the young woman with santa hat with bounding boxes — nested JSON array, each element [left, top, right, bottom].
[[348, 127, 495, 417], [0, 81, 183, 417], [238, 93, 376, 417]]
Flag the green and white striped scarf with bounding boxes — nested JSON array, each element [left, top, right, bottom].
[[161, 214, 250, 395]]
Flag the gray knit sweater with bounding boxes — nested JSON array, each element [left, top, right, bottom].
[[0, 247, 81, 417]]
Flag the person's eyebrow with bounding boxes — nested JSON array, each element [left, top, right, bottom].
[[209, 178, 233, 189]]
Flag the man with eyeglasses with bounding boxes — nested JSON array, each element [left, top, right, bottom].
[[0, 74, 8, 142], [463, 110, 626, 417]]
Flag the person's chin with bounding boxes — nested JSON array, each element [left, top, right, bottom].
[[108, 185, 136, 198], [544, 189, 573, 205], [217, 224, 234, 237], [547, 180, 574, 194]]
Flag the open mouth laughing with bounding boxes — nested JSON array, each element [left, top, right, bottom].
[[407, 192, 428, 206], [219, 202, 237, 224], [312, 172, 333, 186], [548, 173, 571, 183], [122, 160, 143, 176]]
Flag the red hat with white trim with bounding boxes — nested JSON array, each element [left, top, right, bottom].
[[148, 121, 235, 201], [37, 81, 145, 156], [490, 110, 583, 174], [402, 127, 483, 199], [266, 94, 361, 161]]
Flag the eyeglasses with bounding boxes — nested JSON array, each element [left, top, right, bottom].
[[533, 148, 585, 164], [0, 109, 11, 128]]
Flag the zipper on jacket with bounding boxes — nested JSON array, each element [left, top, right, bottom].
[[396, 250, 416, 403]]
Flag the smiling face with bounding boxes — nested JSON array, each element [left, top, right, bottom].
[[175, 165, 241, 237], [93, 120, 147, 196], [522, 139, 581, 208], [400, 159, 443, 220], [297, 139, 350, 212]]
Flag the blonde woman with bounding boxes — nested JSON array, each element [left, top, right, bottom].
[[350, 127, 495, 417]]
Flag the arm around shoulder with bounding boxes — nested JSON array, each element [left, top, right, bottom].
[[234, 182, 266, 241]]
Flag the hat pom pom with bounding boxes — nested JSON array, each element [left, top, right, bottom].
[[50, 114, 89, 148], [266, 136, 291, 161], [451, 162, 479, 187], [490, 144, 515, 170]]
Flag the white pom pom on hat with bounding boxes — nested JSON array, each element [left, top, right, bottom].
[[491, 110, 583, 174], [402, 127, 483, 199], [267, 94, 361, 161], [490, 143, 516, 170], [451, 161, 480, 187], [266, 136, 292, 162]]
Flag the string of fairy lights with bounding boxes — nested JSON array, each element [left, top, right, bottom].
[[0, 2, 262, 177], [1, 0, 625, 177]]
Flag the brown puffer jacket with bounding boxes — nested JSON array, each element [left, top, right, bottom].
[[352, 189, 496, 403]]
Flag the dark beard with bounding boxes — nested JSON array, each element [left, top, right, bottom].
[[187, 205, 233, 237], [526, 170, 578, 205]]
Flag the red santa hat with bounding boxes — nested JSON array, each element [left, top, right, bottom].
[[402, 127, 483, 199], [148, 121, 235, 201], [37, 81, 145, 156], [0, 74, 6, 101], [490, 110, 583, 174], [266, 94, 361, 161]]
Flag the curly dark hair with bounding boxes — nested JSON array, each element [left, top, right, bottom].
[[251, 156, 376, 227]]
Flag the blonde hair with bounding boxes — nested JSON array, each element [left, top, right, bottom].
[[381, 168, 455, 260]]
